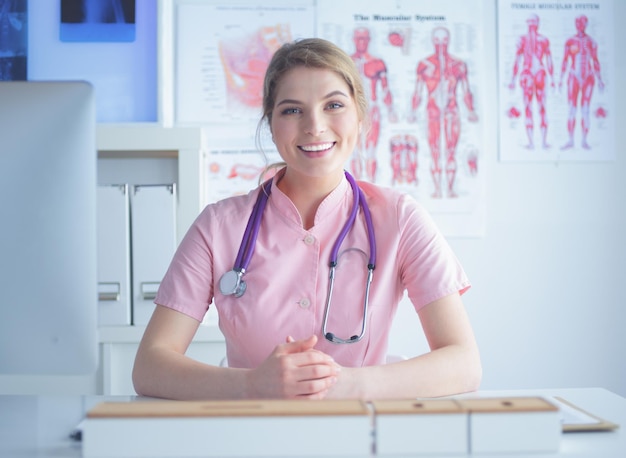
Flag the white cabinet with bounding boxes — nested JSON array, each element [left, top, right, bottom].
[[96, 125, 226, 395]]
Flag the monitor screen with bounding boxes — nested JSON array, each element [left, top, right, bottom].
[[0, 81, 98, 375]]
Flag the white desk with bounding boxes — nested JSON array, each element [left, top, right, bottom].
[[0, 388, 623, 457]]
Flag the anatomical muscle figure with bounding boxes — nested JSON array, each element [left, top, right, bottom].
[[559, 15, 604, 150], [408, 26, 478, 198], [508, 14, 555, 150], [350, 27, 397, 182]]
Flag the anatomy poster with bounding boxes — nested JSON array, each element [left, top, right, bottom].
[[175, 1, 315, 125], [197, 108, 283, 202], [317, 0, 486, 237], [498, 0, 615, 161]]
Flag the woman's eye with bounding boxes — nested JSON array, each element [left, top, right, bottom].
[[327, 102, 344, 110], [281, 107, 301, 115]]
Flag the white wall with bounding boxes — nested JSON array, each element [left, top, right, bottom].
[[388, 0, 626, 397], [28, 0, 158, 122]]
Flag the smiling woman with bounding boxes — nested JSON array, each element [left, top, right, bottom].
[[268, 66, 361, 213], [132, 38, 481, 401]]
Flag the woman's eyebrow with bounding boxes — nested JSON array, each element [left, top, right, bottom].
[[276, 90, 350, 107], [324, 90, 350, 99], [276, 98, 300, 107]]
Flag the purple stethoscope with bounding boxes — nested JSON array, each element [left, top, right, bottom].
[[218, 171, 376, 344]]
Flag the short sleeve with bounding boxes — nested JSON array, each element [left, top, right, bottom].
[[396, 194, 470, 311]]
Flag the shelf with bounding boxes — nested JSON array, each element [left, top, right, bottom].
[[97, 124, 203, 152]]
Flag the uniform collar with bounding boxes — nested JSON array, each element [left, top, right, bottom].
[[269, 170, 352, 228]]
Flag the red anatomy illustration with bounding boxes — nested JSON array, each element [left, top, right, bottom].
[[350, 27, 397, 183], [507, 106, 522, 118], [388, 31, 404, 48], [509, 14, 555, 150], [227, 164, 263, 180], [559, 15, 605, 150], [408, 27, 478, 199], [219, 25, 291, 108], [595, 106, 607, 118], [467, 148, 478, 176], [390, 134, 418, 186]]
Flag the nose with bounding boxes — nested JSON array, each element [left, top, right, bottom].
[[303, 111, 326, 136]]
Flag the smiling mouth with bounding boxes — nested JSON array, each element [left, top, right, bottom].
[[298, 142, 335, 153]]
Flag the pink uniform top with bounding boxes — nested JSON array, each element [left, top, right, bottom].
[[155, 174, 470, 368]]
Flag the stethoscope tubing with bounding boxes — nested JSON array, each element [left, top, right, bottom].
[[233, 179, 272, 273], [329, 172, 360, 266], [221, 171, 376, 344]]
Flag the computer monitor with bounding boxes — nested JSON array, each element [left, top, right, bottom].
[[0, 81, 98, 375]]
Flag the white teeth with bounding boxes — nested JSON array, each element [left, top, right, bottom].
[[300, 142, 333, 152]]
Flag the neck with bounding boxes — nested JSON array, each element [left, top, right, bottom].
[[277, 169, 344, 229]]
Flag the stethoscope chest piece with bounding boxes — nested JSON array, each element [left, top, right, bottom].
[[219, 269, 247, 297]]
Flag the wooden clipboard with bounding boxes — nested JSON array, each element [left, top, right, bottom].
[[555, 397, 619, 432]]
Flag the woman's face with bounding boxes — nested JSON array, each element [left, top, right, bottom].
[[270, 66, 360, 182]]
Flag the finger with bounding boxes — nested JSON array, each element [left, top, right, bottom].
[[294, 363, 340, 383], [282, 335, 318, 353], [285, 347, 337, 369], [293, 375, 338, 398]]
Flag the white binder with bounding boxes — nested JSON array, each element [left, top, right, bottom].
[[97, 185, 131, 326], [131, 184, 177, 325]]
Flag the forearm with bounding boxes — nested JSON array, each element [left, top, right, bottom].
[[132, 346, 249, 400], [133, 333, 340, 400], [328, 344, 482, 400]]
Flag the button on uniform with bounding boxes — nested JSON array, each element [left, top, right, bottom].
[[303, 234, 315, 245], [298, 298, 311, 308]]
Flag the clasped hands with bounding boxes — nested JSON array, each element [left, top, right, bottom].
[[245, 335, 346, 399]]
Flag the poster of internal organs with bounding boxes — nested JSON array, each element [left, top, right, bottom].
[[498, 0, 615, 162], [175, 1, 314, 204], [175, 1, 314, 125], [317, 0, 486, 237]]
